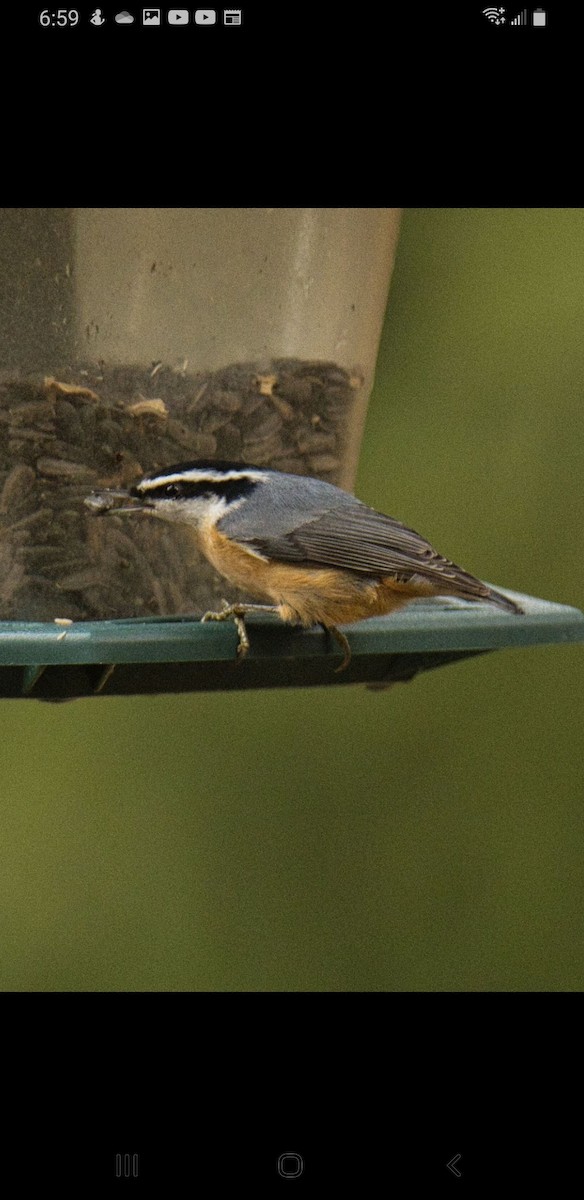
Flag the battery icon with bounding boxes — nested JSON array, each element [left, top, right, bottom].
[[532, 8, 546, 24]]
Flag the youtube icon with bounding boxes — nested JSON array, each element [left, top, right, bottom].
[[195, 9, 216, 21]]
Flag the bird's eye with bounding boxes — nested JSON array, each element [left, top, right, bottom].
[[164, 483, 181, 498]]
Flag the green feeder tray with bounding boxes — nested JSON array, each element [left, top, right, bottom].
[[0, 588, 582, 701]]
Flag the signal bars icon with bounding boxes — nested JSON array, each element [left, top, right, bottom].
[[508, 8, 547, 23]]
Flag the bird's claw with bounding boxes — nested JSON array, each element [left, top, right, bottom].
[[201, 600, 279, 663]]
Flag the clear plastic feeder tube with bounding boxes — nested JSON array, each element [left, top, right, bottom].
[[0, 208, 400, 621]]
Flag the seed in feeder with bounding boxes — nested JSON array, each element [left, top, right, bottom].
[[43, 377, 100, 402], [127, 397, 169, 418], [1, 357, 356, 621], [0, 463, 36, 513]]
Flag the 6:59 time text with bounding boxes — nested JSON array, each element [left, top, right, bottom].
[[39, 10, 80, 25]]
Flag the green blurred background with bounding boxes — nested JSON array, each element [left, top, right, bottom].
[[1, 208, 583, 992]]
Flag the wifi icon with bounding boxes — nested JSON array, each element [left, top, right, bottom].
[[483, 6, 506, 21]]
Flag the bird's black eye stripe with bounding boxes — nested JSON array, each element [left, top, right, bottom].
[[135, 477, 258, 503]]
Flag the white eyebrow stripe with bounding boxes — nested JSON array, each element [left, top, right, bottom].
[[140, 468, 268, 490]]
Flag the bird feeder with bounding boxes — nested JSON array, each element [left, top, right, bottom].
[[0, 207, 582, 699]]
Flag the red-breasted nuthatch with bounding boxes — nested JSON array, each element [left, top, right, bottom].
[[85, 460, 522, 670]]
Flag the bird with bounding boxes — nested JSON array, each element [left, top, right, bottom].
[[85, 460, 522, 670]]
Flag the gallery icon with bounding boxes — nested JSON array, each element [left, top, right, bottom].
[[195, 8, 216, 21], [142, 8, 161, 22]]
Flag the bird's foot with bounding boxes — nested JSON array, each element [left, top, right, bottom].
[[201, 600, 280, 661], [322, 624, 352, 672]]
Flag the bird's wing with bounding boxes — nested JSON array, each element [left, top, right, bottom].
[[240, 502, 498, 602]]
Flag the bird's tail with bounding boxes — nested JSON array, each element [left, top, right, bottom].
[[481, 585, 523, 614]]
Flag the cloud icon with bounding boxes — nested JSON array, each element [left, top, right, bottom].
[[115, 10, 135, 22]]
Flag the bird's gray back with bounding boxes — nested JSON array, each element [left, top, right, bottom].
[[218, 470, 358, 540]]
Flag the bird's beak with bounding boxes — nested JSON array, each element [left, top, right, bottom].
[[84, 488, 152, 515]]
